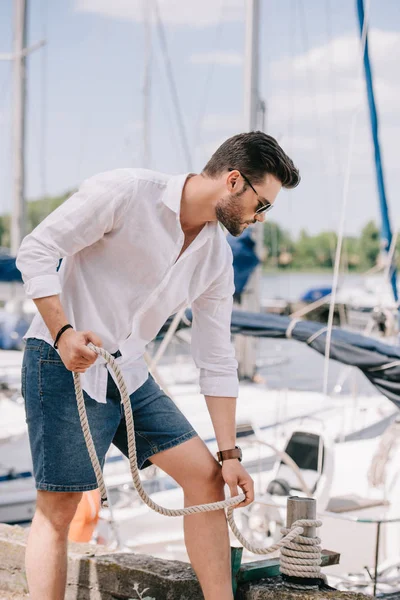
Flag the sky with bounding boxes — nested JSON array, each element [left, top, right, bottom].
[[0, 0, 399, 237]]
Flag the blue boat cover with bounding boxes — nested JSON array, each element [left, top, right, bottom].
[[300, 287, 332, 303], [0, 255, 22, 282], [227, 229, 259, 297]]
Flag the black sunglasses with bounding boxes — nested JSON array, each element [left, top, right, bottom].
[[228, 168, 273, 215]]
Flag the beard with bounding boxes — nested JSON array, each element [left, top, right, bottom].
[[215, 191, 253, 236]]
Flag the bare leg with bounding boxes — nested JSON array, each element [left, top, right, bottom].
[[151, 437, 234, 600], [26, 491, 82, 600]]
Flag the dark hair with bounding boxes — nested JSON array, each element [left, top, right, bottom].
[[202, 131, 300, 189]]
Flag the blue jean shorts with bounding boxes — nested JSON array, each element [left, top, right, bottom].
[[22, 338, 198, 492]]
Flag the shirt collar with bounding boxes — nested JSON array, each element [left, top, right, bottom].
[[162, 172, 215, 242], [162, 173, 190, 214]]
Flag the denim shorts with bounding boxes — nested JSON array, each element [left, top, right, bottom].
[[22, 338, 198, 492]]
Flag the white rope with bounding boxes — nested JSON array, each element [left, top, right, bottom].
[[280, 521, 323, 584], [285, 319, 300, 339], [306, 327, 328, 346], [74, 344, 322, 575], [369, 360, 400, 372], [368, 419, 400, 488], [321, 0, 371, 398]]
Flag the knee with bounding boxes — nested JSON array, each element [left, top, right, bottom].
[[184, 461, 225, 501], [35, 491, 83, 534]]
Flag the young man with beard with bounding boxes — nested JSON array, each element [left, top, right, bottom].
[[17, 131, 300, 600]]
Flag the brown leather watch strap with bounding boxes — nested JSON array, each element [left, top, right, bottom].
[[216, 446, 242, 463]]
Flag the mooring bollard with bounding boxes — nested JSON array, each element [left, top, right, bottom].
[[280, 496, 323, 590]]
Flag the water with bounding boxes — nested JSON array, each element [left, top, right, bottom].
[[257, 272, 379, 397], [261, 271, 366, 302]]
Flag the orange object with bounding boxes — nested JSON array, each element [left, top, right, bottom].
[[68, 489, 101, 543]]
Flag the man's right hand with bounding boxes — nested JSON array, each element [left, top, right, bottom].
[[57, 329, 103, 373]]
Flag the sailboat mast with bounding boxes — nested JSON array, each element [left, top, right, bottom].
[[244, 0, 260, 133], [236, 0, 263, 379], [11, 0, 28, 256], [356, 0, 398, 304], [244, 0, 264, 279]]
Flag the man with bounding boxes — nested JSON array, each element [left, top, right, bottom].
[[17, 131, 299, 600]]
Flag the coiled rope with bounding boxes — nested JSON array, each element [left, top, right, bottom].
[[73, 344, 322, 578], [280, 524, 323, 587]]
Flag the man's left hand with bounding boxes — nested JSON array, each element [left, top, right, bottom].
[[221, 460, 254, 508]]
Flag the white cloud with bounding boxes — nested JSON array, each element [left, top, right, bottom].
[[188, 51, 243, 66], [75, 0, 244, 27], [263, 25, 400, 229], [268, 29, 400, 125], [273, 30, 400, 81]]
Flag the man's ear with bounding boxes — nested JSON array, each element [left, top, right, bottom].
[[226, 169, 240, 192]]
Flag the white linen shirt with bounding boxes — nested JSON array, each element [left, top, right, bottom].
[[16, 168, 239, 403]]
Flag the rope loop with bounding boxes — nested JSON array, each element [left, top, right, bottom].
[[74, 344, 323, 577], [280, 519, 323, 580]]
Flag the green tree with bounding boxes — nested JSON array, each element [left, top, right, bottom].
[[358, 220, 380, 269], [0, 191, 74, 250], [292, 229, 316, 269], [343, 236, 360, 270], [263, 221, 294, 268], [0, 214, 11, 248], [312, 231, 337, 268], [26, 191, 73, 233]]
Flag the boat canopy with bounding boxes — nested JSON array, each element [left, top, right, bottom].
[[179, 309, 400, 409]]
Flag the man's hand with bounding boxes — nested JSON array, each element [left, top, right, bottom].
[[221, 460, 254, 508], [57, 329, 103, 373]]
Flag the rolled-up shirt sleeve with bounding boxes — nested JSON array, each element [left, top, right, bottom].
[[16, 170, 132, 299], [191, 257, 239, 398]]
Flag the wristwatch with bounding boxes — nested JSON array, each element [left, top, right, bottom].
[[216, 445, 242, 463]]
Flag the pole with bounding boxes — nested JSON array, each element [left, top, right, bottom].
[[237, 0, 262, 379], [373, 521, 381, 597], [284, 496, 320, 590], [11, 0, 28, 256], [286, 496, 316, 538], [244, 0, 260, 132], [244, 0, 263, 266]]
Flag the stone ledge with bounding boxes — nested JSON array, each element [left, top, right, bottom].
[[236, 578, 375, 600], [0, 524, 372, 600]]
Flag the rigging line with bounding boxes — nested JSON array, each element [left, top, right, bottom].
[[296, 0, 331, 179], [152, 0, 193, 171], [322, 0, 372, 398], [141, 0, 152, 168], [0, 14, 16, 217], [150, 41, 182, 167], [75, 18, 111, 183], [324, 0, 343, 178], [285, 0, 298, 301], [286, 0, 297, 155], [192, 0, 226, 158], [0, 63, 13, 215]]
